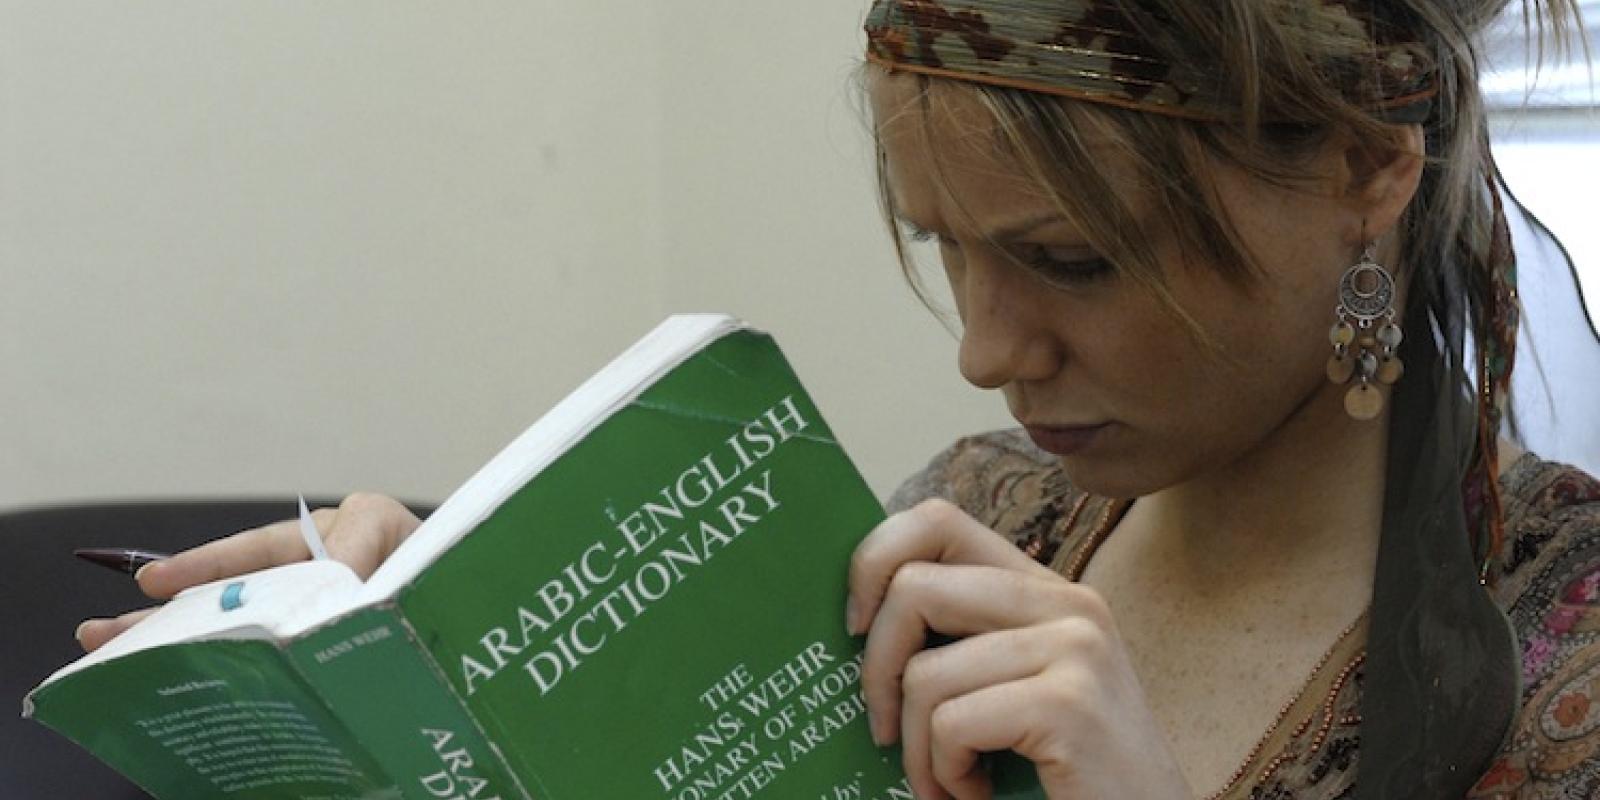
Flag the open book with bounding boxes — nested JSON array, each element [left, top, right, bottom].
[[25, 315, 918, 800]]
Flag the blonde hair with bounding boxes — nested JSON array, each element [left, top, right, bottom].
[[871, 0, 1586, 347]]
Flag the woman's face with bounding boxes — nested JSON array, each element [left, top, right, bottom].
[[871, 72, 1374, 498]]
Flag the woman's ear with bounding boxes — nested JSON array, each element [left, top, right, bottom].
[[1340, 124, 1426, 240]]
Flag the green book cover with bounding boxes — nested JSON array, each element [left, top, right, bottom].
[[25, 315, 941, 800]]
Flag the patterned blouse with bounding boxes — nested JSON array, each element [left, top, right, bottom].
[[885, 430, 1600, 799]]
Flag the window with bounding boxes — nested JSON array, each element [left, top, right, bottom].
[[1483, 0, 1600, 470]]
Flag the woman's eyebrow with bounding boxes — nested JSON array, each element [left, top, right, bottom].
[[983, 212, 1071, 243], [897, 212, 1070, 242]]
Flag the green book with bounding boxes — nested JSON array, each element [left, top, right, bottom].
[[25, 315, 937, 800]]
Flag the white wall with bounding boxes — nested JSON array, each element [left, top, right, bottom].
[[652, 0, 1005, 503], [0, 1, 1010, 509]]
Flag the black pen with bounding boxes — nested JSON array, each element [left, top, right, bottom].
[[74, 548, 171, 577], [73, 497, 321, 579]]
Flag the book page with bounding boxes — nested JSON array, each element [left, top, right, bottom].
[[31, 559, 364, 693]]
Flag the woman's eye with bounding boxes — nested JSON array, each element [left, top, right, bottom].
[[905, 226, 949, 246], [1019, 245, 1113, 285]]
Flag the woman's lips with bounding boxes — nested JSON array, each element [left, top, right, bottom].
[[1024, 423, 1109, 456]]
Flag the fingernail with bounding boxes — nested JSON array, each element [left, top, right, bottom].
[[845, 596, 859, 635], [74, 620, 93, 645], [867, 709, 884, 746], [134, 562, 153, 582]]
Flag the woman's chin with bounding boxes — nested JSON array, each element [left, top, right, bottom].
[[1053, 449, 1184, 501], [1055, 465, 1149, 500]]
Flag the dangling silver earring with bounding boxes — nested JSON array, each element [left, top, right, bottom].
[[1327, 242, 1403, 420]]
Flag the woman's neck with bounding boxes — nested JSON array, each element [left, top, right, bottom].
[[1110, 381, 1389, 604]]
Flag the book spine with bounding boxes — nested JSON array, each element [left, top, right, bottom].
[[285, 606, 536, 800]]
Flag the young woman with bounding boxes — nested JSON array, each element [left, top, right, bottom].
[[79, 1, 1600, 797]]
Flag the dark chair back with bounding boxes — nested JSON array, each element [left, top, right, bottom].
[[0, 500, 431, 799]]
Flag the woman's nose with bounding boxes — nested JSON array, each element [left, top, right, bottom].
[[955, 256, 1064, 390]]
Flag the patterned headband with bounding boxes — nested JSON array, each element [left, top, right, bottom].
[[863, 0, 1437, 123]]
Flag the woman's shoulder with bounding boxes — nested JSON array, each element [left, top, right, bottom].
[[886, 429, 1112, 566], [1471, 454, 1600, 797], [886, 429, 1058, 515], [1493, 452, 1600, 608]]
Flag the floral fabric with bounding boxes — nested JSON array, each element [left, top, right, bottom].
[[885, 430, 1600, 798]]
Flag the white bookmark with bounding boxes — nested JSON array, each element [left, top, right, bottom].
[[298, 494, 331, 561]]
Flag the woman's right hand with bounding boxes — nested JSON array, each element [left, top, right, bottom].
[[74, 492, 423, 653]]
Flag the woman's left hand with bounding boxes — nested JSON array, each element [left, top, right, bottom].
[[848, 499, 1192, 799]]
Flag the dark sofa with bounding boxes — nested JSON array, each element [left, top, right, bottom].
[[0, 500, 430, 799]]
